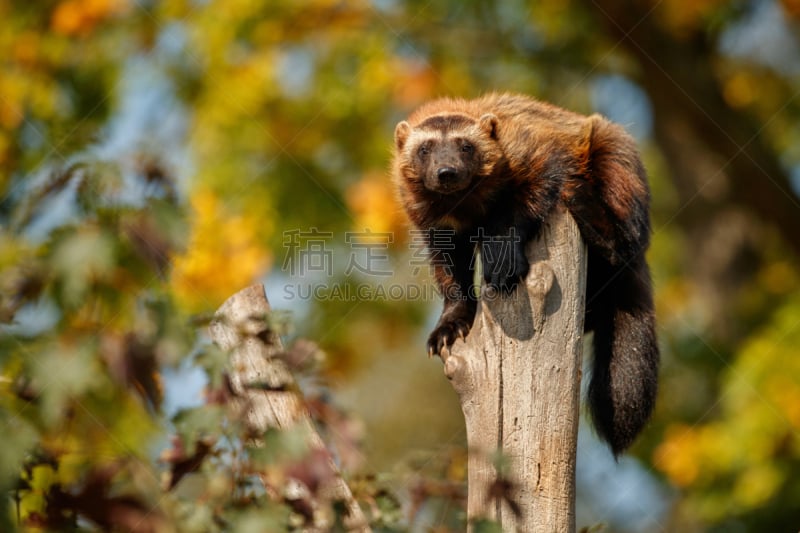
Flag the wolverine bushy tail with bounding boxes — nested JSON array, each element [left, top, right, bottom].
[[577, 115, 659, 457], [586, 256, 659, 457]]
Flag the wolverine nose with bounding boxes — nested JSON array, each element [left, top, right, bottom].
[[437, 167, 458, 182]]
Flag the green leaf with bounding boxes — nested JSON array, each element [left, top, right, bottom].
[[172, 405, 225, 453], [49, 226, 116, 307], [33, 339, 102, 427], [0, 413, 38, 490], [247, 425, 312, 467], [226, 507, 290, 533]]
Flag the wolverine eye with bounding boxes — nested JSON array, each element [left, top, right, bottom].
[[461, 143, 474, 154]]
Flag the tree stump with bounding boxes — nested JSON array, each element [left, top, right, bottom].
[[210, 285, 370, 532], [442, 206, 587, 532]]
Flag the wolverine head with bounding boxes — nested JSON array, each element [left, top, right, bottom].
[[394, 113, 501, 194]]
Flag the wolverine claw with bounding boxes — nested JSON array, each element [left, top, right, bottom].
[[438, 334, 449, 354], [427, 318, 473, 357]]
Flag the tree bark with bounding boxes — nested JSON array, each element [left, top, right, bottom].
[[209, 285, 370, 532], [442, 206, 587, 532]]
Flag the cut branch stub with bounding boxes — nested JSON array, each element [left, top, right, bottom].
[[210, 285, 370, 532], [442, 206, 587, 533]]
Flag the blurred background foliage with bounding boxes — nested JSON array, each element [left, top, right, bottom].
[[2, 0, 800, 531]]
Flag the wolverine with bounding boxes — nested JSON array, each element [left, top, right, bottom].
[[392, 93, 658, 456]]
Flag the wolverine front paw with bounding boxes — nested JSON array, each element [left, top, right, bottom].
[[427, 317, 472, 357], [482, 240, 530, 294]]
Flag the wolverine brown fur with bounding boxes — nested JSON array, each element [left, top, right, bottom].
[[392, 93, 658, 456]]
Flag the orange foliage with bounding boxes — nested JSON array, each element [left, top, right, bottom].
[[653, 423, 703, 487], [51, 0, 129, 37], [346, 171, 407, 242], [723, 72, 756, 109], [11, 32, 40, 67], [0, 100, 22, 131], [170, 188, 271, 312], [657, 0, 728, 35], [781, 0, 800, 18], [392, 59, 437, 108], [766, 376, 800, 428]]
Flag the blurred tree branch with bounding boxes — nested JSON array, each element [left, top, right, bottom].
[[586, 1, 800, 258]]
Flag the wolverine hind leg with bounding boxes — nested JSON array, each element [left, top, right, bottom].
[[566, 114, 650, 265]]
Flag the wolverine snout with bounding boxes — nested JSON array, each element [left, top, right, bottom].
[[426, 165, 469, 193], [437, 166, 458, 182]]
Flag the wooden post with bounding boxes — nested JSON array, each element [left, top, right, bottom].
[[209, 285, 370, 532], [442, 206, 587, 532]]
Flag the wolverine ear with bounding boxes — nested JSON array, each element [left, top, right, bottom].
[[479, 113, 498, 140], [394, 121, 411, 150]]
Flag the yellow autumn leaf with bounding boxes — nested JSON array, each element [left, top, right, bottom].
[[658, 0, 728, 35], [766, 375, 800, 429], [18, 463, 57, 523], [51, 1, 85, 36], [758, 260, 797, 294], [733, 464, 782, 509], [392, 59, 436, 108], [11, 31, 40, 66], [723, 72, 756, 109], [51, 0, 128, 37], [346, 171, 406, 242], [171, 188, 271, 312], [653, 423, 702, 487]]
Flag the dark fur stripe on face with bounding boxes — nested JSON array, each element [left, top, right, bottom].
[[417, 114, 475, 134]]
